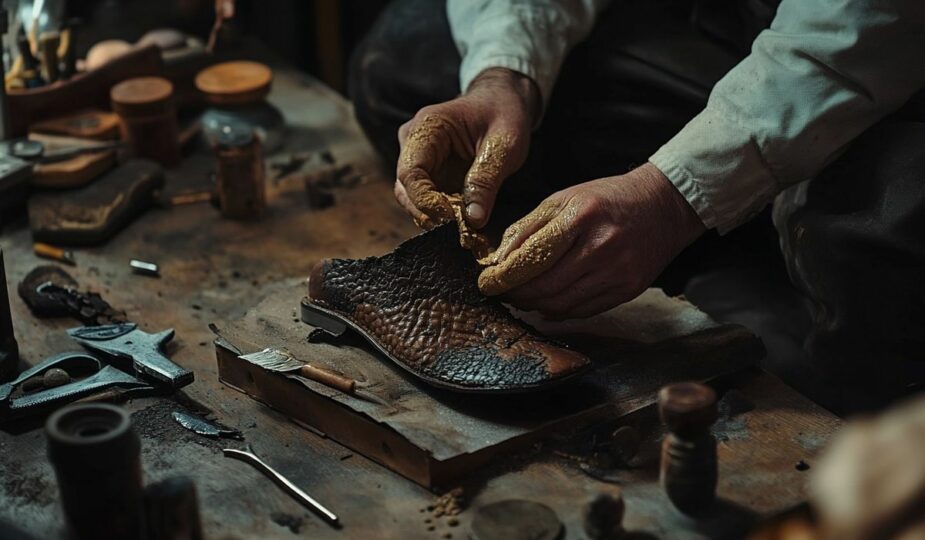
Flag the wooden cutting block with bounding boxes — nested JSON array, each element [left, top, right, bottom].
[[28, 159, 163, 245], [30, 109, 121, 140], [216, 280, 763, 489], [27, 133, 117, 189]]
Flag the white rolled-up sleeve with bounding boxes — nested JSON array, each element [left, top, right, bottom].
[[650, 0, 925, 234], [447, 0, 610, 109]]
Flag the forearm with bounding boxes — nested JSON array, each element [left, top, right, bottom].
[[651, 0, 925, 233], [447, 0, 610, 114]]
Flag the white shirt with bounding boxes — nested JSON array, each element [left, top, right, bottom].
[[447, 0, 925, 233]]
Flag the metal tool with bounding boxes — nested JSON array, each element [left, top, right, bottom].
[[0, 352, 153, 422], [129, 259, 160, 277], [223, 445, 339, 527], [33, 242, 75, 265], [172, 410, 242, 440], [68, 323, 194, 389], [4, 137, 123, 164], [19, 265, 124, 325], [240, 348, 356, 394], [0, 249, 18, 383]]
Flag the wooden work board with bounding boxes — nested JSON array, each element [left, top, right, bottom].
[[216, 280, 764, 489]]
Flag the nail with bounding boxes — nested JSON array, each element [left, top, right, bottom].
[[467, 202, 485, 224]]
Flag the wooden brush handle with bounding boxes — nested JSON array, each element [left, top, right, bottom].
[[299, 364, 355, 394]]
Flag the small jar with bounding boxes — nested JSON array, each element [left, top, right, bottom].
[[196, 60, 284, 153], [213, 121, 266, 219], [111, 76, 181, 167]]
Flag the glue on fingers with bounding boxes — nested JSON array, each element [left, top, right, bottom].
[[478, 200, 580, 296]]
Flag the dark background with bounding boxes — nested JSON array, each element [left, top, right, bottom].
[[66, 0, 390, 92]]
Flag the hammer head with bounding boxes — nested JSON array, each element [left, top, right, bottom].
[[67, 323, 193, 389]]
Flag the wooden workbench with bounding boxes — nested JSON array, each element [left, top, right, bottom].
[[0, 57, 842, 539]]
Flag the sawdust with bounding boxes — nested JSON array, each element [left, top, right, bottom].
[[1, 461, 55, 507], [131, 399, 230, 453], [270, 512, 303, 534]]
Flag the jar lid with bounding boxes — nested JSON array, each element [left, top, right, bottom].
[[111, 76, 174, 106], [195, 61, 272, 106]]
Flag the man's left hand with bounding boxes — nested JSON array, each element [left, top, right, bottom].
[[478, 163, 706, 319]]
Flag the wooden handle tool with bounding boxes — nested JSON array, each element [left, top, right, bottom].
[[298, 363, 355, 394], [239, 348, 358, 395]]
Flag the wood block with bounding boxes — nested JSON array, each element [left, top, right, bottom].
[[28, 159, 164, 245], [32, 151, 116, 189], [216, 283, 763, 489], [30, 109, 121, 140]]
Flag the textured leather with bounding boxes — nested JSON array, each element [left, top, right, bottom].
[[307, 223, 590, 392]]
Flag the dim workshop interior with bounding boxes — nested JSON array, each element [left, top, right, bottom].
[[1, 0, 924, 539]]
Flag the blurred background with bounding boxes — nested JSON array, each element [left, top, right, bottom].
[[13, 0, 389, 93]]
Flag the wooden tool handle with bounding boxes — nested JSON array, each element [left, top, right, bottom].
[[299, 364, 355, 394]]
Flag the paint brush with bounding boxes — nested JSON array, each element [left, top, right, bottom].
[[240, 348, 358, 395]]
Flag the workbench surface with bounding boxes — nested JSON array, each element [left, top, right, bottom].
[[0, 57, 842, 539]]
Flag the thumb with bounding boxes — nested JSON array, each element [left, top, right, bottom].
[[463, 133, 522, 229]]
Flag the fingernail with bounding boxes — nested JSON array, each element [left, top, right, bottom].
[[467, 203, 485, 223]]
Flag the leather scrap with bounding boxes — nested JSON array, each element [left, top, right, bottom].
[[28, 158, 164, 245], [307, 223, 590, 393]]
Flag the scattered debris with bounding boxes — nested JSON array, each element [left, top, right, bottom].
[[130, 259, 160, 277], [18, 265, 125, 325], [172, 410, 243, 440], [583, 489, 625, 540], [433, 487, 464, 517], [270, 512, 303, 534]]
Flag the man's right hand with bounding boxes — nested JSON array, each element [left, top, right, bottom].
[[395, 67, 540, 230]]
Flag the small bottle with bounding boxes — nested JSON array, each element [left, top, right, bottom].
[[659, 382, 718, 516], [212, 121, 266, 219]]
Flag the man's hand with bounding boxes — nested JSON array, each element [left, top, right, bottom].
[[396, 68, 540, 229], [478, 163, 706, 319]]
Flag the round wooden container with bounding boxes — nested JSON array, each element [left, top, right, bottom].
[[195, 60, 272, 106], [110, 76, 181, 167]]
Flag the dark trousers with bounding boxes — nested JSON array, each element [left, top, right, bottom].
[[348, 0, 925, 415]]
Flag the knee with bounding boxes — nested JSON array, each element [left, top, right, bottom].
[[348, 0, 460, 166]]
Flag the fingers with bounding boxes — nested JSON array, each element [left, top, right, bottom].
[[515, 271, 635, 320], [478, 198, 580, 296], [463, 134, 518, 228], [503, 240, 592, 304], [482, 198, 564, 266], [394, 180, 430, 226], [396, 114, 456, 225]]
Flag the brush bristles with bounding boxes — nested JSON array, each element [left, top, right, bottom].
[[240, 348, 303, 372]]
